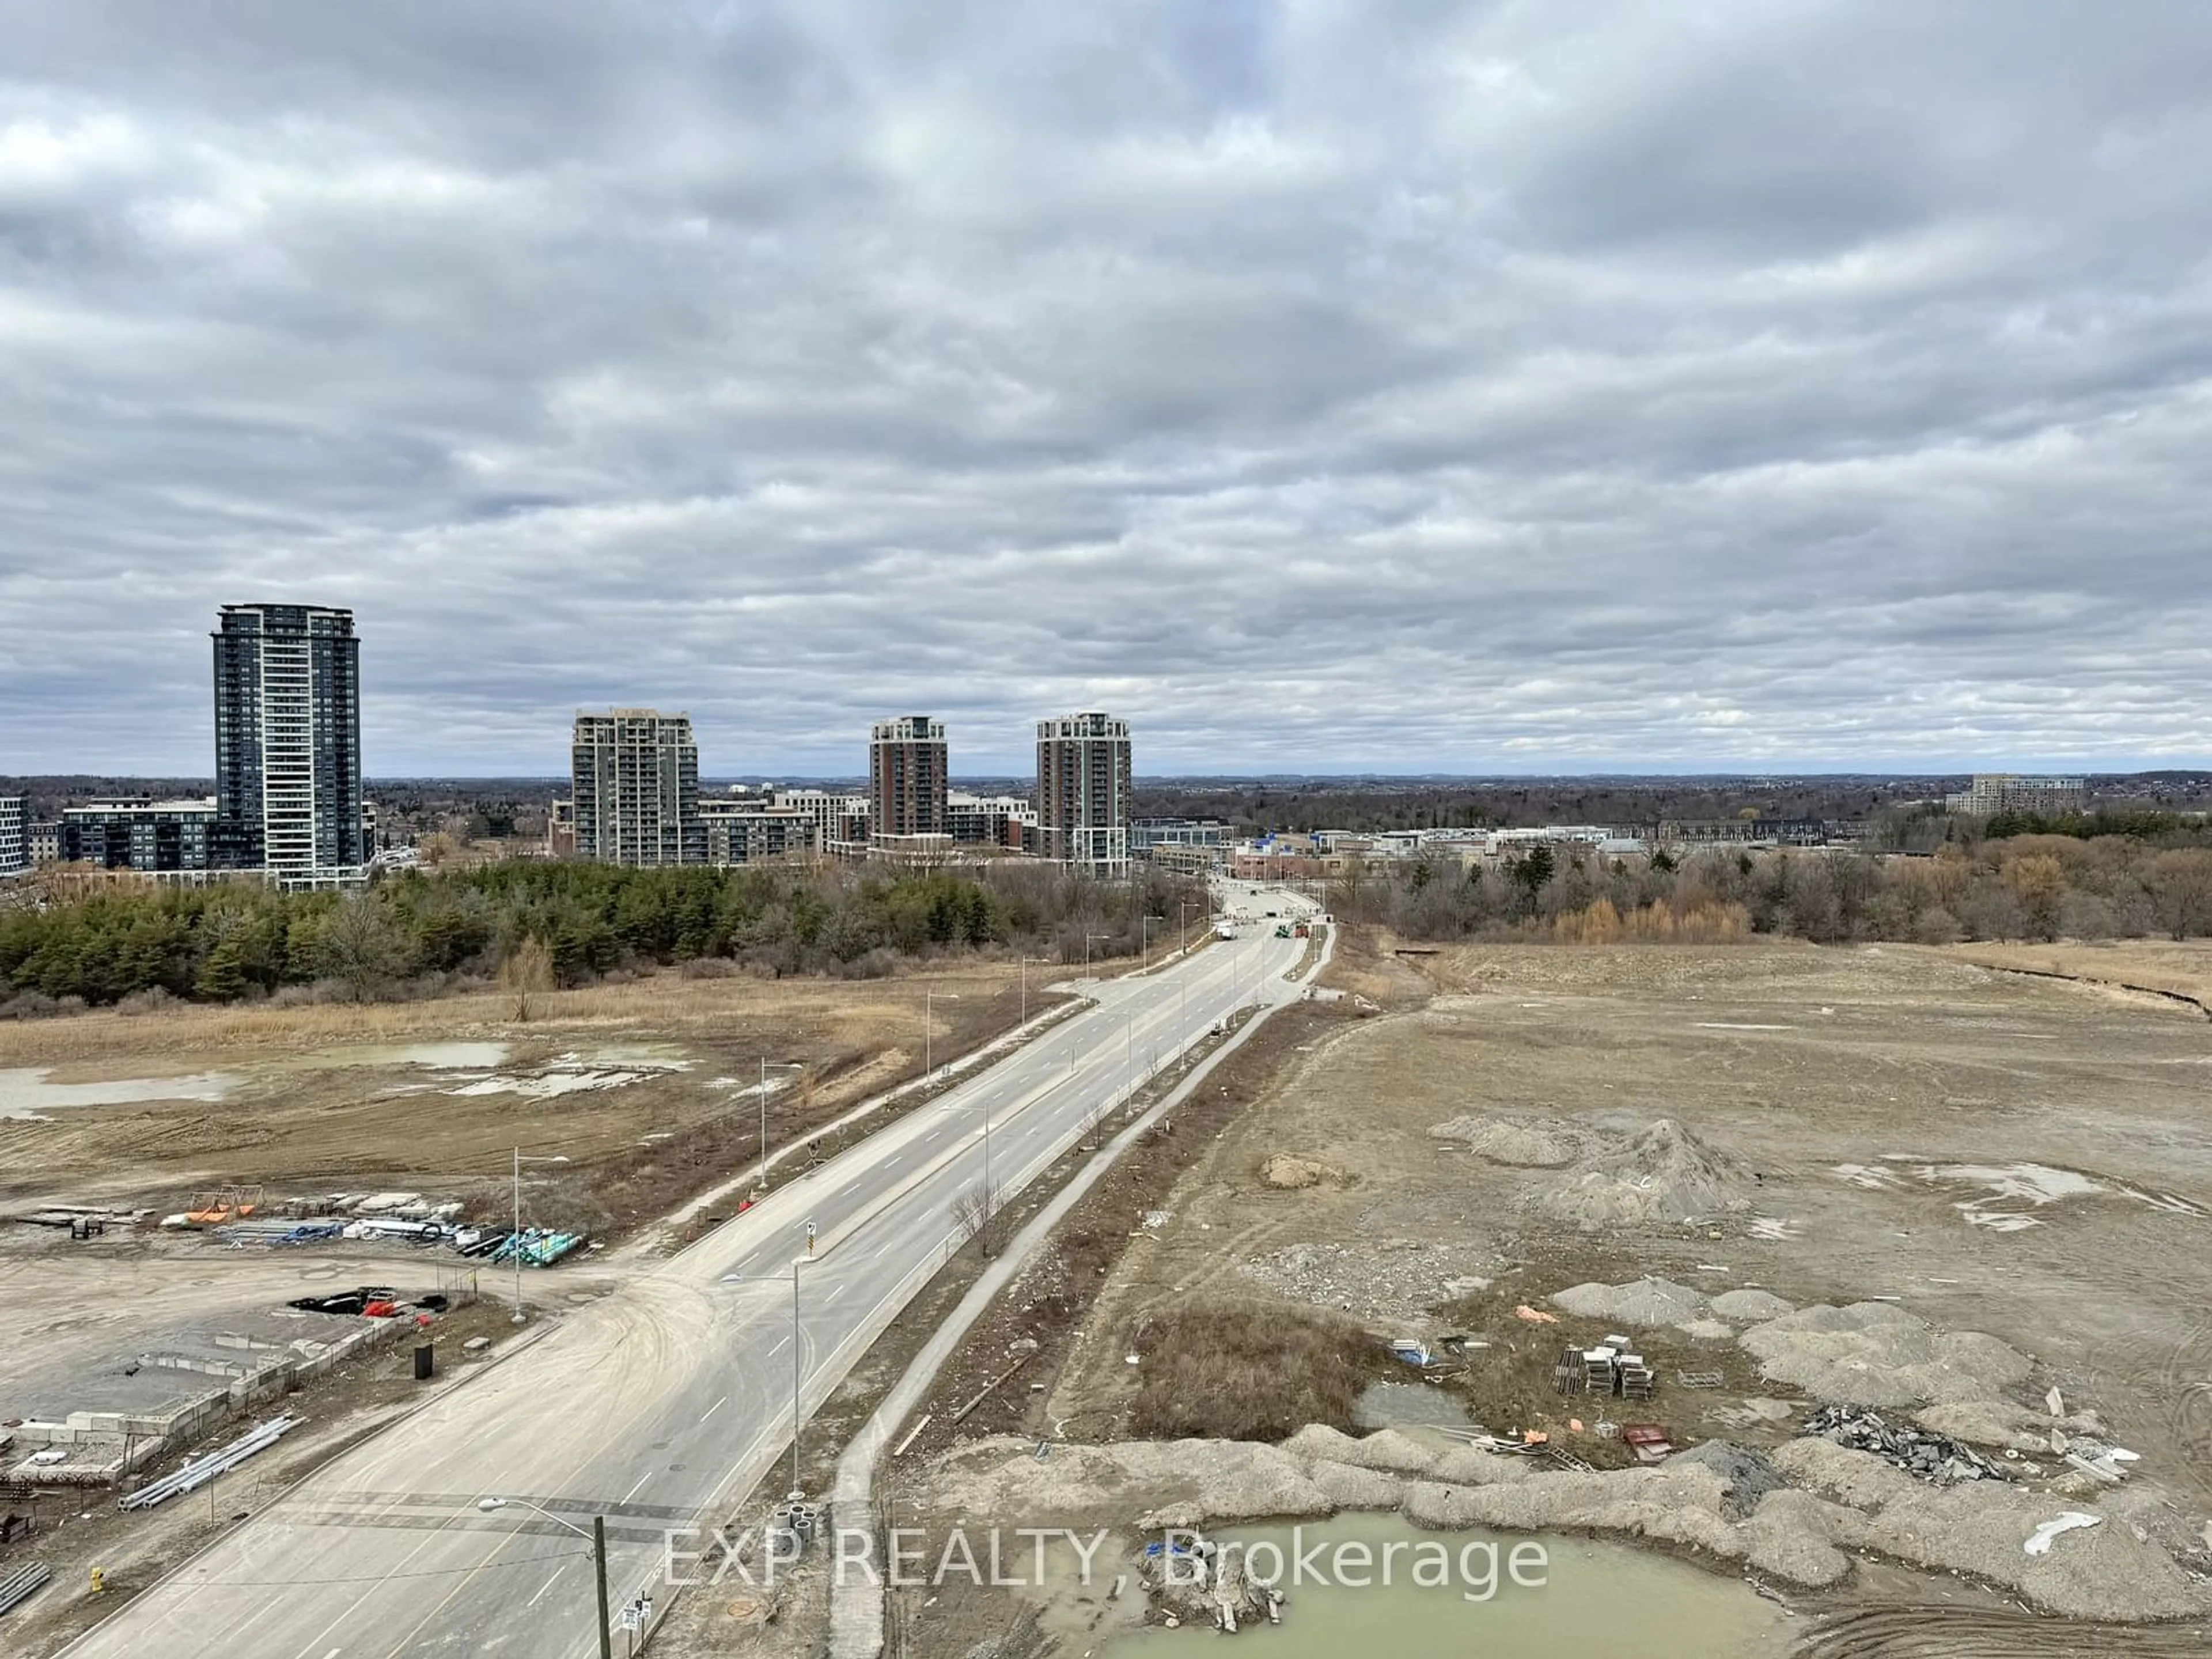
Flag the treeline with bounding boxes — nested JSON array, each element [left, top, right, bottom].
[[1132, 779, 1941, 836], [0, 860, 1200, 1013], [1331, 835, 2212, 947]]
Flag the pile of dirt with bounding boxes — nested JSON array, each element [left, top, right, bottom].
[[1738, 1302, 2033, 1408], [1776, 1438, 2212, 1621], [1522, 1118, 1756, 1230], [1710, 1288, 1795, 1321], [1260, 1154, 1340, 1190], [1550, 1276, 1709, 1327], [1427, 1113, 1580, 1168]]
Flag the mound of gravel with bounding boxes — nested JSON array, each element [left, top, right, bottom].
[[1524, 1118, 1756, 1230], [1428, 1113, 1580, 1167], [1305, 1459, 1406, 1510], [1865, 1484, 2212, 1621], [1404, 1465, 1746, 1560], [1550, 1276, 1709, 1327], [1710, 1288, 1795, 1321], [1743, 1488, 1861, 1587], [1281, 1424, 1438, 1474], [1739, 1302, 2032, 1407]]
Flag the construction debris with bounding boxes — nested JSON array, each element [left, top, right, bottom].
[[1554, 1344, 1656, 1401], [1801, 1404, 2009, 1484], [0, 1562, 52, 1618], [118, 1416, 298, 1511], [1138, 1529, 1286, 1634], [2025, 1512, 2103, 1556]]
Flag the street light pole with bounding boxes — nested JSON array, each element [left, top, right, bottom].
[[756, 1060, 804, 1193], [476, 1495, 611, 1659], [724, 1262, 807, 1497], [509, 1149, 569, 1323], [1085, 930, 1110, 976], [1140, 915, 1161, 971], [926, 990, 960, 1082], [1019, 955, 1039, 1025]]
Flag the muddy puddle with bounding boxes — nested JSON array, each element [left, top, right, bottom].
[[0, 1067, 241, 1121], [1102, 1514, 1787, 1658]]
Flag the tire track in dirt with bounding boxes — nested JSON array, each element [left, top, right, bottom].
[[1793, 1605, 2211, 1657]]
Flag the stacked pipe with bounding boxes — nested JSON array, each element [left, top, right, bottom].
[[119, 1416, 298, 1511], [0, 1563, 51, 1618]]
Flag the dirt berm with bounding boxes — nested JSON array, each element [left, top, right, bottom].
[[916, 1425, 2212, 1622]]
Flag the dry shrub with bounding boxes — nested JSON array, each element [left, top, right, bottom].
[[1537, 897, 1753, 945], [1123, 1303, 1384, 1442]]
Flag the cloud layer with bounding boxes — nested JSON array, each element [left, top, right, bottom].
[[3, 1, 2209, 775]]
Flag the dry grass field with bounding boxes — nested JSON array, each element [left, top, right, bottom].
[[0, 953, 1125, 1232]]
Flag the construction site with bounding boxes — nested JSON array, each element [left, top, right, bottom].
[[0, 954, 1075, 1640], [859, 929, 2212, 1658]]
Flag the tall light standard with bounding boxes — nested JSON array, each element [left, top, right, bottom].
[[723, 1260, 807, 1498], [925, 990, 960, 1082], [509, 1149, 569, 1323], [476, 1495, 611, 1659], [1018, 956, 1045, 1026], [1139, 914, 1163, 971], [755, 1059, 805, 1193], [1084, 930, 1111, 976]]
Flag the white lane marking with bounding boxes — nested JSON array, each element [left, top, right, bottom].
[[766, 1334, 790, 1357], [700, 1395, 727, 1422], [524, 1565, 567, 1609], [840, 1179, 863, 1195], [622, 1471, 653, 1502]]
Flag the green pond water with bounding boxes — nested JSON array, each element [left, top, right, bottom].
[[1100, 1514, 1789, 1658]]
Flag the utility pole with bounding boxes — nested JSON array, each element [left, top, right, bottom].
[[926, 990, 960, 1081], [508, 1149, 569, 1322], [720, 1262, 808, 1498], [476, 1496, 611, 1659], [757, 1060, 803, 1192]]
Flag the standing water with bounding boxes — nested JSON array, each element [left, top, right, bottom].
[[1102, 1514, 1789, 1659]]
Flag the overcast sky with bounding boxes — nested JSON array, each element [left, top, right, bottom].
[[3, 1, 2209, 778]]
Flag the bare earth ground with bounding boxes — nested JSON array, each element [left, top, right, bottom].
[[0, 955, 1123, 1647], [0, 957, 1097, 1231], [886, 929, 2212, 1657]]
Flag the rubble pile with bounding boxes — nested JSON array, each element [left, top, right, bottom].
[[1802, 1404, 2009, 1485], [1138, 1530, 1286, 1635], [1236, 1238, 1501, 1324]]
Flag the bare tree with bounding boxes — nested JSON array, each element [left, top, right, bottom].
[[2147, 849, 2212, 941], [499, 935, 556, 1022], [316, 896, 412, 1001], [952, 1177, 1001, 1257]]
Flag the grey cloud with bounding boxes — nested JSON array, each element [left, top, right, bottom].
[[2, 0, 2210, 777]]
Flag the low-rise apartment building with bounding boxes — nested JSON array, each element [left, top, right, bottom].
[[700, 800, 819, 866], [61, 798, 220, 872]]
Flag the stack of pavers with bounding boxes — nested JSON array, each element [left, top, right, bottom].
[[1802, 1404, 2009, 1484], [1554, 1340, 1656, 1402]]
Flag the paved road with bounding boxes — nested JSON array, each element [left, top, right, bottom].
[[61, 891, 1317, 1659]]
